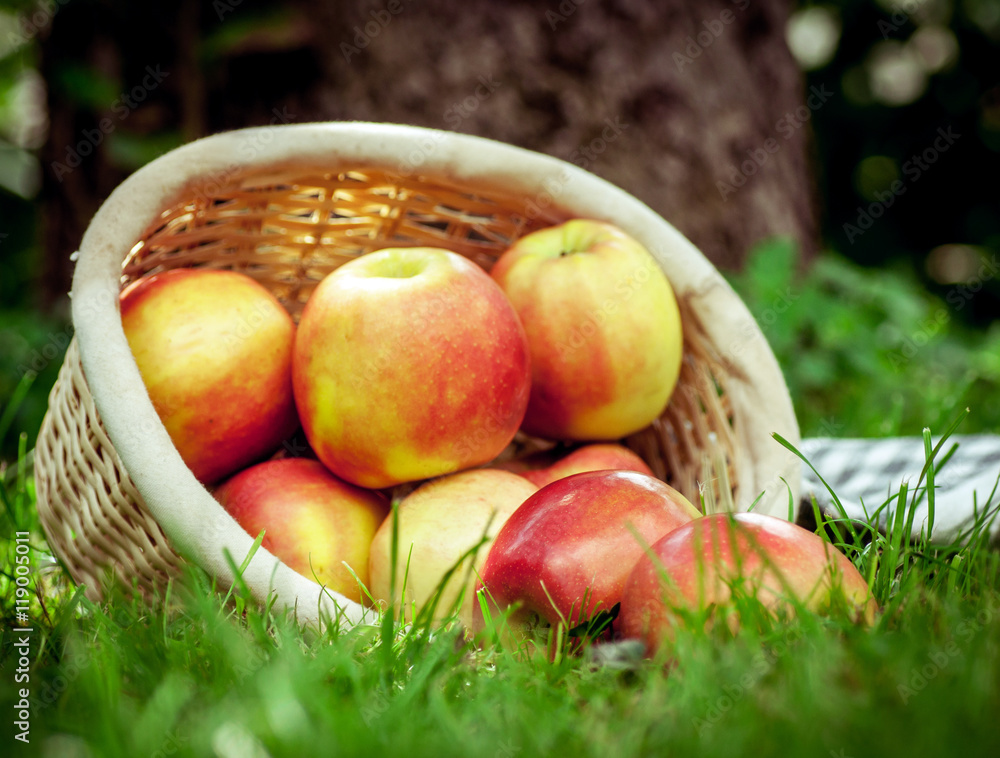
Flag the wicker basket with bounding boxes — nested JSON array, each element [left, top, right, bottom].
[[33, 122, 801, 627]]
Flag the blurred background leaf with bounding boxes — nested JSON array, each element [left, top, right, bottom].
[[729, 239, 1000, 437]]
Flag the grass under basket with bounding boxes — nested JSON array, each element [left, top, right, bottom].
[[2, 412, 1000, 758]]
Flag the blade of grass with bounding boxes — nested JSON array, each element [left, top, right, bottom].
[[219, 529, 266, 610], [773, 432, 860, 544], [922, 428, 936, 541], [0, 371, 35, 448]]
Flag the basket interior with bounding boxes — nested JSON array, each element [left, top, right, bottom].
[[118, 165, 739, 509]]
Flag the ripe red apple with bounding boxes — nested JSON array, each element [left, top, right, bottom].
[[620, 512, 877, 655], [120, 268, 299, 484], [368, 469, 537, 629], [516, 443, 654, 488], [293, 247, 531, 489], [474, 470, 700, 637], [214, 458, 389, 603], [490, 219, 683, 440]]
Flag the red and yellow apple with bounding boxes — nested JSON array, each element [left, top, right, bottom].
[[474, 470, 700, 637], [509, 443, 654, 488], [214, 458, 389, 602], [120, 268, 299, 484], [293, 247, 532, 489], [368, 469, 537, 628], [620, 512, 877, 656], [490, 219, 683, 440]]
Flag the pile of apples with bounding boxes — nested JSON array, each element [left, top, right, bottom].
[[120, 218, 874, 656]]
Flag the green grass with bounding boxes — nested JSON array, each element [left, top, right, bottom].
[[2, 415, 999, 757]]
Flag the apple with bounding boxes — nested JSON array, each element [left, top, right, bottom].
[[214, 458, 389, 603], [474, 470, 701, 638], [368, 469, 537, 629], [515, 443, 654, 488], [490, 219, 683, 440], [619, 512, 877, 655], [120, 268, 299, 484], [293, 247, 532, 489]]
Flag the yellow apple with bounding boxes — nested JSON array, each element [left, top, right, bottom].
[[490, 219, 683, 440], [368, 469, 537, 628], [214, 458, 389, 603], [120, 268, 298, 484], [293, 247, 531, 488]]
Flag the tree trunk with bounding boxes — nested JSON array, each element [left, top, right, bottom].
[[39, 0, 817, 304]]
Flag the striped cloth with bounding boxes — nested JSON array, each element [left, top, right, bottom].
[[797, 435, 1000, 544]]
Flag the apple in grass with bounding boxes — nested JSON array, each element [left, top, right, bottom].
[[120, 268, 299, 484], [368, 469, 537, 629], [293, 247, 531, 489], [490, 219, 683, 441], [473, 470, 700, 640], [214, 458, 389, 603], [620, 512, 877, 656], [499, 443, 655, 488]]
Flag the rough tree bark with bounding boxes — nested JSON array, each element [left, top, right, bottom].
[[39, 0, 817, 304]]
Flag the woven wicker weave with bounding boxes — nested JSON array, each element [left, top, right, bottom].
[[33, 123, 801, 625]]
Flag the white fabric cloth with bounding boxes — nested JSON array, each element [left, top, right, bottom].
[[799, 435, 1000, 543]]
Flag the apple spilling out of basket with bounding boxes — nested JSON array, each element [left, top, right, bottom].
[[120, 218, 875, 655]]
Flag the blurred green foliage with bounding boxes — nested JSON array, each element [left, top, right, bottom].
[[801, 0, 1000, 321], [0, 310, 68, 457], [729, 239, 1000, 438]]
